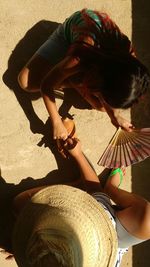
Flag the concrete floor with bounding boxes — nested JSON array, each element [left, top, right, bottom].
[[0, 1, 150, 266]]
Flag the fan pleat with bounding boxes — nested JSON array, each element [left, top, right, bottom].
[[128, 137, 150, 157], [122, 142, 132, 167], [122, 131, 143, 164], [110, 143, 120, 168], [99, 144, 113, 166], [98, 127, 150, 168]]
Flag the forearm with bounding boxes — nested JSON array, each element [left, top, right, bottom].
[[75, 87, 104, 111], [41, 56, 80, 122], [103, 102, 133, 131], [101, 99, 120, 122], [42, 91, 61, 123], [73, 152, 102, 192]]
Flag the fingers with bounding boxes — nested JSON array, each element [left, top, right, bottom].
[[122, 123, 135, 132], [54, 136, 68, 140], [53, 133, 68, 140], [128, 125, 135, 132], [53, 123, 69, 140], [114, 115, 135, 132], [64, 137, 79, 150], [53, 117, 76, 140], [56, 138, 68, 159], [56, 137, 79, 159], [121, 119, 135, 132]]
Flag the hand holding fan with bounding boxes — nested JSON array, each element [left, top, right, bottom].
[[98, 128, 150, 168]]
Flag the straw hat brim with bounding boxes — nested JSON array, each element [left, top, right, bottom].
[[13, 185, 118, 267]]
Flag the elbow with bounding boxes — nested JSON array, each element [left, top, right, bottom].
[[84, 181, 102, 194]]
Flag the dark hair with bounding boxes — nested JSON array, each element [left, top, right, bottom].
[[68, 9, 150, 109], [100, 56, 150, 108]]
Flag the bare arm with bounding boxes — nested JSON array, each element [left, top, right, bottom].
[[96, 94, 134, 132], [65, 139, 102, 193], [41, 56, 80, 140]]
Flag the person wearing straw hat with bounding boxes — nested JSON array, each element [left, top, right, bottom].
[[11, 138, 150, 267]]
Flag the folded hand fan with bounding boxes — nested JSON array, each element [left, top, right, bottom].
[[98, 128, 150, 168]]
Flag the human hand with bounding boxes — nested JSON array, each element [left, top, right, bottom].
[[55, 118, 77, 158], [53, 119, 69, 140], [56, 137, 80, 159], [111, 115, 134, 132], [64, 138, 81, 158], [100, 101, 134, 132]]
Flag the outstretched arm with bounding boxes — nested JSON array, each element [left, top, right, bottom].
[[65, 139, 102, 193], [104, 168, 150, 240], [97, 95, 134, 132], [41, 56, 80, 140], [75, 87, 134, 131]]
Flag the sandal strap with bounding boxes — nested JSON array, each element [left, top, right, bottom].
[[109, 168, 123, 188]]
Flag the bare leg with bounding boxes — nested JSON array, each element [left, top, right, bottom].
[[104, 168, 150, 240], [18, 54, 52, 92]]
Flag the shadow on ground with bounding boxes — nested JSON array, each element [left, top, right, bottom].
[[2, 17, 92, 177], [1, 20, 92, 255], [2, 19, 91, 139], [131, 1, 150, 266], [0, 154, 80, 253], [2, 20, 61, 135]]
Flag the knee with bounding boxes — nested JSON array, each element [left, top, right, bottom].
[[18, 68, 41, 92], [18, 67, 29, 91]]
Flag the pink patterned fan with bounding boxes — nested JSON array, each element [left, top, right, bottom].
[[98, 128, 150, 168]]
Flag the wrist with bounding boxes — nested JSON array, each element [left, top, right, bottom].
[[50, 114, 62, 126], [112, 108, 120, 117], [70, 150, 83, 160], [53, 115, 61, 123]]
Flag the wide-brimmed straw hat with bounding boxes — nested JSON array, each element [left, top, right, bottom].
[[13, 185, 118, 267]]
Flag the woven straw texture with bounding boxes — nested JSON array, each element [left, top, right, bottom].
[[13, 185, 118, 267]]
